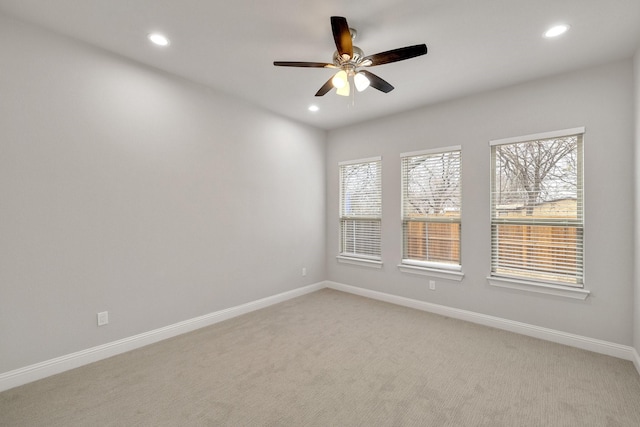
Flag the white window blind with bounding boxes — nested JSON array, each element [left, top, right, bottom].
[[339, 157, 382, 260], [401, 147, 461, 270], [490, 128, 584, 286]]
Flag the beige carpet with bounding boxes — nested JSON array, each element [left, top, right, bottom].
[[1, 288, 640, 426]]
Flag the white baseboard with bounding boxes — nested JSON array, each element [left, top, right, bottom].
[[633, 348, 640, 375], [325, 281, 638, 364], [3, 280, 638, 393], [0, 282, 325, 393]]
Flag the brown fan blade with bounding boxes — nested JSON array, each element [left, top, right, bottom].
[[361, 44, 427, 67], [315, 77, 335, 96], [331, 16, 353, 60], [358, 70, 394, 93], [273, 61, 336, 68]]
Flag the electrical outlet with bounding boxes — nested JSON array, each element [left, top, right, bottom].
[[97, 311, 109, 326], [302, 267, 307, 277], [429, 280, 436, 291]]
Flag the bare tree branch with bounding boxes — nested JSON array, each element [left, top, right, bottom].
[[495, 136, 577, 215]]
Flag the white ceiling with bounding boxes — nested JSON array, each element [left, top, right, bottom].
[[1, 0, 639, 130]]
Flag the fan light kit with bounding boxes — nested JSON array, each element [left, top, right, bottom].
[[274, 16, 428, 97]]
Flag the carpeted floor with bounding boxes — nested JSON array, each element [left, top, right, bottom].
[[2, 288, 640, 426]]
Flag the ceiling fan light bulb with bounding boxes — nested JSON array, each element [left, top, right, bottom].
[[354, 72, 370, 92], [332, 70, 348, 88], [336, 81, 350, 96]]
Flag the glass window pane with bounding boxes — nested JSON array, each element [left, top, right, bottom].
[[490, 131, 583, 286], [403, 221, 460, 265]]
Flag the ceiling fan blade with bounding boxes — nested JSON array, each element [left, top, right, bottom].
[[315, 77, 335, 96], [331, 16, 353, 60], [361, 44, 427, 66], [273, 61, 336, 68], [358, 70, 394, 93]]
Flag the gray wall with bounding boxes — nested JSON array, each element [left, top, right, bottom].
[[1, 10, 638, 377], [327, 60, 635, 345], [634, 49, 640, 356], [0, 14, 326, 373]]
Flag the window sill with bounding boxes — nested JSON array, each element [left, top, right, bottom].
[[397, 264, 464, 281], [336, 255, 383, 269], [487, 276, 590, 300]]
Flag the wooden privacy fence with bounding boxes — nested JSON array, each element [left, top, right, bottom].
[[404, 221, 460, 264], [492, 224, 580, 283], [404, 219, 580, 284]]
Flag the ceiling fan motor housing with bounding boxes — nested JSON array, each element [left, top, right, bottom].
[[333, 46, 364, 74]]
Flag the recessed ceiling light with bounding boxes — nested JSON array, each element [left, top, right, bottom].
[[148, 33, 170, 46], [544, 24, 570, 38], [308, 105, 319, 112]]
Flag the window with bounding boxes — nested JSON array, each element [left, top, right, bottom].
[[400, 147, 462, 272], [490, 128, 584, 287], [338, 157, 382, 265]]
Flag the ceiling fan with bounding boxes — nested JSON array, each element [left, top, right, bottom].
[[273, 16, 427, 97]]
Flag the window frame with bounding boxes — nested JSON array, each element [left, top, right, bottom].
[[398, 146, 463, 280], [337, 156, 383, 268], [487, 127, 589, 299]]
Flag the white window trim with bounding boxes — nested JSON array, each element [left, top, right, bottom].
[[489, 127, 585, 290], [489, 127, 585, 146], [400, 146, 463, 276], [401, 259, 462, 271], [338, 156, 382, 166], [400, 145, 462, 158], [487, 276, 590, 300], [337, 255, 383, 269], [398, 262, 464, 281]]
